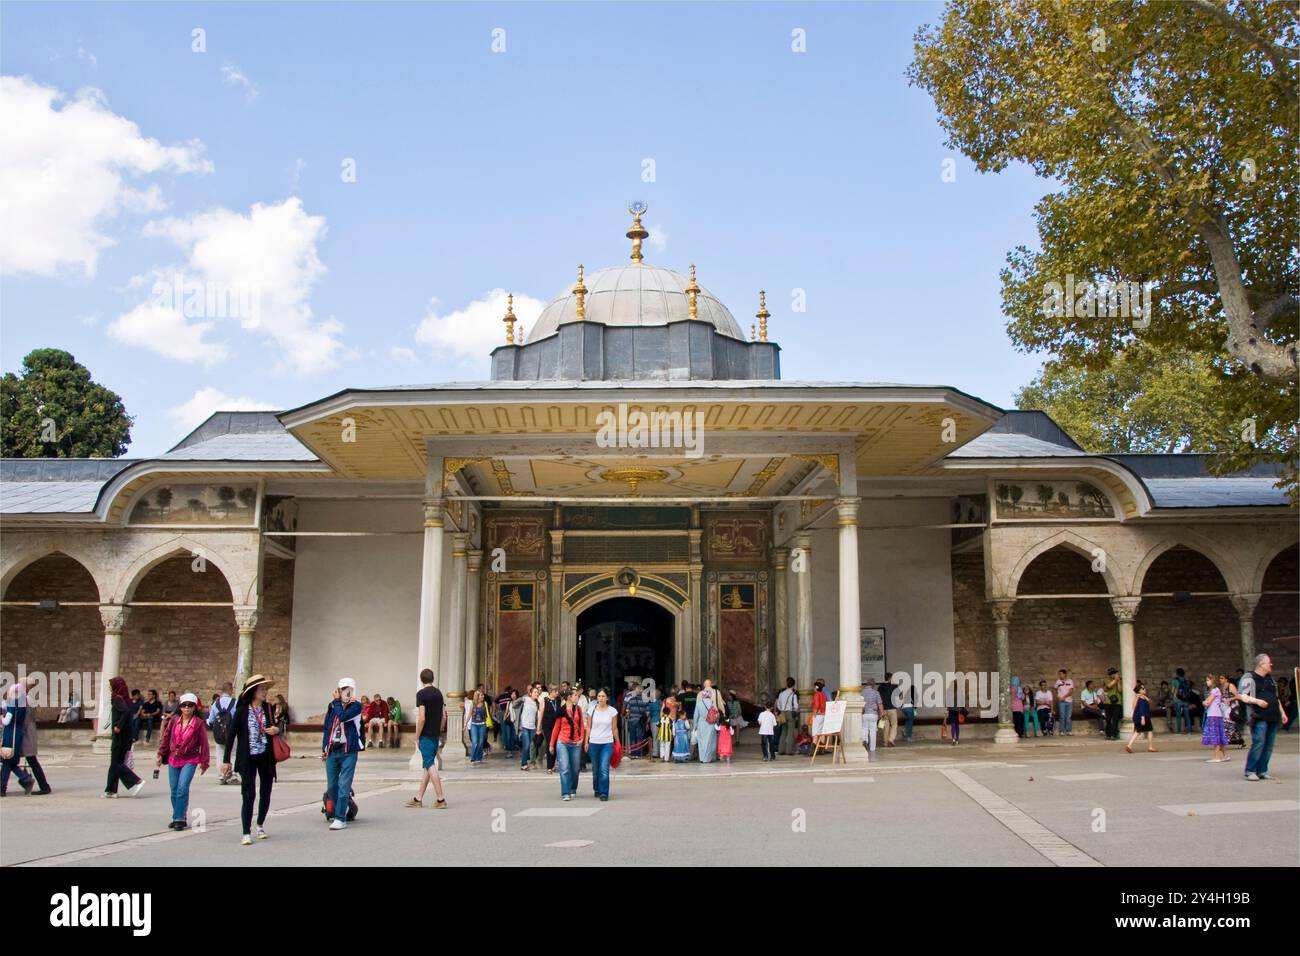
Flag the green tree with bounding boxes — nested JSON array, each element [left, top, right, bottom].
[[909, 0, 1298, 487], [0, 349, 132, 458]]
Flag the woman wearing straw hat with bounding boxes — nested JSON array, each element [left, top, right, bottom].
[[156, 692, 210, 830], [220, 674, 279, 845]]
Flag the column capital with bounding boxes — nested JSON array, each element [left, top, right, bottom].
[[794, 530, 812, 550], [1229, 592, 1262, 620], [421, 496, 445, 527], [1109, 595, 1142, 623], [233, 606, 259, 631], [835, 496, 860, 526], [99, 604, 131, 632], [451, 531, 470, 555], [467, 548, 483, 573], [773, 547, 789, 571], [987, 598, 1015, 625]]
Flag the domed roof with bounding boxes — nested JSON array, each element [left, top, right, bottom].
[[525, 263, 745, 343]]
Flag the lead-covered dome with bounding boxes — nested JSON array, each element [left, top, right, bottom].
[[525, 263, 745, 343]]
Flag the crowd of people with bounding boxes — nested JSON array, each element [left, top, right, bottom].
[[0, 654, 1292, 841]]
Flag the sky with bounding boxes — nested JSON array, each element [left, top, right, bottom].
[[1, 0, 1052, 457]]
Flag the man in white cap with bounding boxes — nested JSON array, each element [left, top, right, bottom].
[[321, 677, 365, 830]]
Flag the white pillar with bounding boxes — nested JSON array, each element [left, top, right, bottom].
[[773, 547, 789, 696], [410, 493, 445, 771], [836, 496, 865, 757], [465, 549, 482, 692], [233, 606, 258, 694], [92, 605, 129, 754], [1110, 596, 1141, 733], [442, 533, 469, 767], [794, 532, 813, 713], [687, 527, 703, 681], [989, 599, 1018, 744], [1230, 593, 1262, 674]]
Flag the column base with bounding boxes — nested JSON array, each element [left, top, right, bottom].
[[841, 743, 869, 764], [993, 726, 1020, 745], [1120, 718, 1134, 736], [440, 710, 468, 768]]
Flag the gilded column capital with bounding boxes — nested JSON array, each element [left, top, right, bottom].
[[773, 547, 789, 571], [421, 496, 445, 528], [451, 532, 470, 556], [835, 496, 860, 526], [1109, 596, 1142, 623], [467, 549, 483, 573]]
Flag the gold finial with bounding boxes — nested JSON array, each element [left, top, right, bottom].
[[626, 201, 648, 264], [751, 323, 757, 342], [756, 289, 769, 342], [573, 264, 587, 322], [686, 263, 700, 320], [502, 293, 517, 345]]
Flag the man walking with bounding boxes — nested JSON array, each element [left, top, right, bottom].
[[1239, 654, 1289, 781], [321, 677, 365, 831], [777, 678, 799, 755], [1054, 668, 1074, 736], [406, 669, 447, 809], [879, 672, 899, 747], [207, 682, 238, 784]]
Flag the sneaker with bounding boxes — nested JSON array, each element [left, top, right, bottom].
[[168, 820, 182, 830], [329, 819, 348, 830], [563, 794, 572, 801], [404, 797, 423, 808], [1245, 772, 1260, 781], [175, 820, 189, 831], [256, 826, 268, 840], [599, 795, 609, 801], [102, 791, 117, 798], [127, 780, 145, 797], [434, 799, 447, 809], [1257, 773, 1270, 780], [34, 788, 52, 795], [241, 834, 253, 846]]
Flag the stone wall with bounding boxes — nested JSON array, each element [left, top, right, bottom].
[[0, 554, 103, 698]]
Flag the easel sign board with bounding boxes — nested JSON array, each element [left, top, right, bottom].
[[821, 700, 846, 735]]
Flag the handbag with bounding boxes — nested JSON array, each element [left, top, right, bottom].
[[610, 740, 623, 768], [706, 707, 720, 724], [272, 733, 292, 762], [776, 711, 788, 726]]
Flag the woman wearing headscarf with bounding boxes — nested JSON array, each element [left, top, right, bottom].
[[156, 692, 209, 828], [1, 683, 36, 796], [220, 674, 279, 845], [693, 678, 722, 764], [103, 676, 145, 797]]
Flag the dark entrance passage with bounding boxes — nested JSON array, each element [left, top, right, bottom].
[[576, 597, 673, 694]]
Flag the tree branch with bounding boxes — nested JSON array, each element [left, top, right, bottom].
[[1186, 0, 1298, 105]]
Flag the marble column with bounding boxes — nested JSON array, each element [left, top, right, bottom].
[[688, 527, 704, 681], [988, 598, 1018, 744], [233, 606, 258, 695], [410, 493, 444, 771], [1110, 596, 1142, 733], [442, 533, 469, 767], [1229, 593, 1262, 674], [794, 531, 813, 713], [464, 548, 482, 692], [549, 527, 565, 683], [836, 496, 865, 756], [92, 604, 130, 754], [773, 547, 789, 694]]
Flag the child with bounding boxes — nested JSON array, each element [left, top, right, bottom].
[[671, 711, 692, 763], [656, 697, 675, 762], [717, 720, 733, 764], [1125, 681, 1158, 753], [1201, 674, 1230, 762], [757, 702, 778, 761], [795, 724, 813, 755]]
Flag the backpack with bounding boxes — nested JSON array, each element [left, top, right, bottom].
[[322, 788, 358, 823], [211, 698, 236, 747], [1175, 678, 1196, 703]]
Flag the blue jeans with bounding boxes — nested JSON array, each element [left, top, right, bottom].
[[325, 748, 358, 822], [501, 722, 517, 753], [1173, 700, 1190, 733], [1245, 721, 1279, 776], [556, 742, 580, 796], [588, 741, 612, 798], [519, 728, 534, 767], [1057, 700, 1072, 734], [902, 706, 915, 741], [168, 762, 197, 822], [469, 722, 486, 762]]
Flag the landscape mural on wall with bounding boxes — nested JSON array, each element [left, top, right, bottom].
[[128, 483, 258, 525], [993, 480, 1114, 519]]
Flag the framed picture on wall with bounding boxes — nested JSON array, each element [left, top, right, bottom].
[[859, 627, 886, 685]]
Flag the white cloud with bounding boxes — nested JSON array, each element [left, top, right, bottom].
[[0, 75, 211, 276], [647, 224, 668, 254], [136, 197, 340, 376], [76, 45, 98, 70], [108, 300, 229, 365], [389, 345, 417, 363], [167, 386, 276, 433], [220, 63, 259, 100], [414, 289, 544, 364]]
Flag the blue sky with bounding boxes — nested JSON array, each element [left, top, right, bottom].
[[1, 1, 1050, 456]]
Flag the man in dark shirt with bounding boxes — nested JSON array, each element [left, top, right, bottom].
[[407, 668, 447, 809], [1238, 654, 1289, 781], [879, 673, 899, 748]]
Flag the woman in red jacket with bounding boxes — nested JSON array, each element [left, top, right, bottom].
[[155, 692, 210, 829]]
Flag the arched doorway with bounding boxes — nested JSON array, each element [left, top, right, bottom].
[[576, 597, 673, 693]]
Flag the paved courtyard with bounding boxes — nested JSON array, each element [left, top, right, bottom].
[[3, 733, 1297, 867]]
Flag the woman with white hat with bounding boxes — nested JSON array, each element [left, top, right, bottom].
[[220, 674, 279, 845], [155, 692, 210, 829]]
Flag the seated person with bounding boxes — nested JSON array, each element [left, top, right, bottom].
[[1079, 680, 1104, 732], [385, 695, 402, 748], [795, 725, 813, 754], [57, 692, 81, 723], [364, 692, 389, 748]]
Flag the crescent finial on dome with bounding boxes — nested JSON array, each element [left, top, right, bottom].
[[574, 264, 587, 322], [626, 202, 649, 264], [502, 292, 517, 345], [686, 264, 700, 320], [756, 289, 769, 342]]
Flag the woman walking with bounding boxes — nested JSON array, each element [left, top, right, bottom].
[[155, 692, 209, 828], [1124, 681, 1158, 753], [103, 676, 145, 798], [946, 680, 963, 745], [220, 674, 279, 845], [467, 689, 489, 764], [1, 684, 36, 796], [583, 688, 620, 801], [1201, 674, 1231, 762], [17, 681, 51, 794], [693, 680, 722, 763], [549, 689, 585, 801]]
